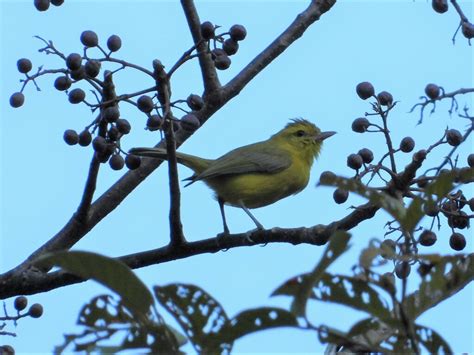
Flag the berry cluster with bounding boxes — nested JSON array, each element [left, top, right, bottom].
[[200, 21, 247, 70], [325, 80, 471, 279], [0, 296, 44, 353], [431, 0, 474, 42], [34, 0, 64, 12], [9, 25, 228, 171]]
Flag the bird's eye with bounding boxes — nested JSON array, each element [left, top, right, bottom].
[[295, 130, 305, 137]]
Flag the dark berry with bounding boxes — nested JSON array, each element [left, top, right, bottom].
[[223, 38, 239, 55], [462, 21, 474, 39], [54, 76, 72, 91], [181, 114, 200, 131], [448, 211, 469, 229], [103, 107, 120, 123], [9, 92, 25, 108], [34, 0, 50, 11], [423, 202, 439, 217], [351, 117, 370, 133], [109, 154, 125, 170], [0, 345, 15, 355], [358, 148, 374, 164], [377, 91, 393, 106], [200, 21, 215, 40], [162, 119, 180, 132], [70, 66, 86, 81], [80, 30, 98, 47], [333, 188, 349, 204], [17, 58, 32, 73], [28, 303, 43, 318], [468, 198, 474, 212], [84, 60, 101, 78], [68, 88, 85, 104], [125, 154, 141, 170], [347, 153, 363, 170], [66, 53, 82, 71], [63, 129, 79, 145], [425, 83, 440, 99], [400, 137, 415, 153], [395, 262, 411, 279], [214, 54, 231, 70], [468, 154, 474, 168], [432, 0, 448, 13], [356, 81, 375, 100], [442, 200, 458, 214], [418, 230, 437, 246], [51, 0, 64, 5], [446, 129, 462, 146], [92, 136, 107, 153], [116, 119, 131, 134], [449, 232, 466, 251], [319, 171, 336, 184], [211, 48, 226, 59], [137, 95, 154, 113], [417, 176, 429, 188], [107, 126, 120, 141], [186, 94, 204, 111], [95, 151, 110, 163], [14, 296, 28, 311], [107, 35, 122, 52], [147, 115, 162, 131], [78, 130, 92, 147], [229, 24, 247, 41]]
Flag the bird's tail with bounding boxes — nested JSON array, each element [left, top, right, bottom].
[[129, 147, 212, 175]]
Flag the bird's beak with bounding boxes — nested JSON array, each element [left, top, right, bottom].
[[315, 131, 336, 142]]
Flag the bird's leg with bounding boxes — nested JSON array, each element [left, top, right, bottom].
[[238, 201, 264, 231], [218, 197, 230, 235]]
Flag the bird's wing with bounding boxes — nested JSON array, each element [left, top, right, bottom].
[[194, 141, 291, 181]]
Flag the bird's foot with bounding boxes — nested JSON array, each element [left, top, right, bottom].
[[216, 228, 231, 252]]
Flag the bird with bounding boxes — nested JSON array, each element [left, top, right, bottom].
[[129, 119, 335, 234]]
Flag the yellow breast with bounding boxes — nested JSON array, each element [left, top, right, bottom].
[[205, 153, 311, 209]]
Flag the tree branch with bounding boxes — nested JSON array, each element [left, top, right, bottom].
[[1, 0, 338, 295], [181, 0, 221, 94], [222, 0, 337, 100], [0, 201, 377, 299]]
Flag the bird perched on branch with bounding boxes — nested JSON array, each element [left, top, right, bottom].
[[130, 119, 335, 234]]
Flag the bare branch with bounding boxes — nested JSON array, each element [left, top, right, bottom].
[[0, 201, 377, 299], [181, 0, 221, 93]]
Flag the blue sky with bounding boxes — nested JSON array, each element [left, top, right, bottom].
[[1, 1, 473, 353]]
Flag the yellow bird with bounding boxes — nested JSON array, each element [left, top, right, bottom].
[[130, 119, 335, 234]]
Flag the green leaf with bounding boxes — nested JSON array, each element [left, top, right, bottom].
[[319, 324, 389, 353], [415, 324, 452, 354], [359, 245, 384, 269], [37, 251, 153, 319], [424, 171, 455, 198], [317, 274, 395, 324], [405, 253, 474, 319], [400, 196, 424, 233], [224, 307, 298, 343], [284, 231, 351, 317], [154, 283, 231, 354], [77, 294, 134, 328], [346, 317, 393, 351], [54, 294, 181, 354]]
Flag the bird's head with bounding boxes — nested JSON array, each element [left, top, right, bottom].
[[272, 118, 336, 161]]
